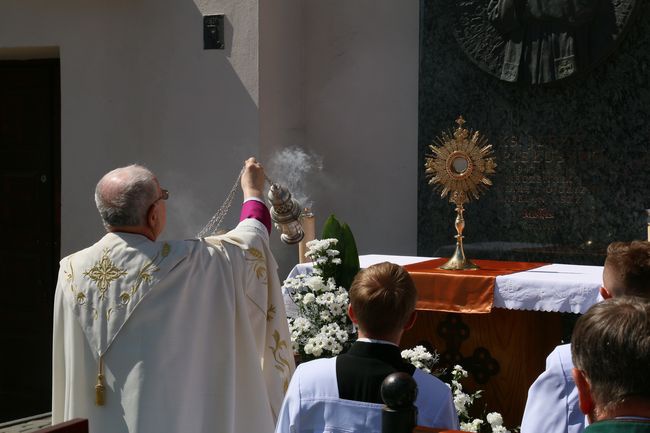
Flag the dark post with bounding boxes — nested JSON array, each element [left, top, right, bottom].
[[381, 372, 418, 433]]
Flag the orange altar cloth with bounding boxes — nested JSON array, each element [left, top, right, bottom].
[[404, 258, 547, 313]]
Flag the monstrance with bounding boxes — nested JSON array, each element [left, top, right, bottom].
[[425, 116, 496, 270]]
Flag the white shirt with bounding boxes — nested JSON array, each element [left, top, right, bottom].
[[275, 357, 459, 433], [521, 344, 586, 433]]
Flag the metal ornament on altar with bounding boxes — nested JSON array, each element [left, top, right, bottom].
[[425, 116, 496, 270]]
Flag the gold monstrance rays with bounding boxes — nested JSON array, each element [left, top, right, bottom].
[[425, 116, 496, 270]]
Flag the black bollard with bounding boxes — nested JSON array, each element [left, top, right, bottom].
[[381, 372, 418, 433]]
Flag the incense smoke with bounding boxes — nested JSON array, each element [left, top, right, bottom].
[[267, 147, 323, 211]]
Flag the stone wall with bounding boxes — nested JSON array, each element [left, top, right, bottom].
[[418, 0, 650, 265]]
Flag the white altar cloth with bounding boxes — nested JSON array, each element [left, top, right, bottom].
[[285, 254, 604, 314]]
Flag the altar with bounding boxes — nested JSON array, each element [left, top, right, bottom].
[[285, 254, 604, 426]]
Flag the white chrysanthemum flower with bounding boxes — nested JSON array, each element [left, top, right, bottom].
[[326, 249, 340, 257], [317, 293, 335, 304], [401, 345, 441, 375], [486, 412, 503, 426], [283, 277, 303, 290], [459, 419, 483, 433], [305, 276, 326, 291], [460, 422, 474, 432], [305, 238, 338, 256], [454, 392, 470, 416], [453, 365, 469, 377], [304, 240, 316, 249], [302, 293, 316, 305], [294, 317, 311, 331]]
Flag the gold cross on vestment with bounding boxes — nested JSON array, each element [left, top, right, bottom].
[[83, 249, 127, 300]]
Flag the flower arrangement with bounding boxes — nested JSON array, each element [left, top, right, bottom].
[[401, 346, 512, 433], [399, 345, 441, 375], [284, 238, 357, 360]]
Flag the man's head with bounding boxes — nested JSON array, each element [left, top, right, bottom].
[[95, 164, 167, 240], [601, 241, 650, 299], [348, 262, 417, 342], [571, 296, 650, 422]]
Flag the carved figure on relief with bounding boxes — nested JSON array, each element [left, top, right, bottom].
[[487, 0, 618, 83]]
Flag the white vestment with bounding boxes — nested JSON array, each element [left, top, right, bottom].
[[52, 219, 294, 433], [275, 357, 459, 433]]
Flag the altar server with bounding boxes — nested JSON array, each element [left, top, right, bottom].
[[52, 158, 294, 433], [521, 241, 650, 433], [275, 262, 459, 433], [571, 296, 650, 432]]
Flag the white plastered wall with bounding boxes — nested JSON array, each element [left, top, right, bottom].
[[261, 1, 420, 274], [0, 0, 419, 276], [0, 0, 260, 256]]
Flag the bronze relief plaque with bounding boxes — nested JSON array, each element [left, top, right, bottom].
[[454, 0, 640, 84]]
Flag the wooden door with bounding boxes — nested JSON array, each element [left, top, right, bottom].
[[0, 59, 60, 422]]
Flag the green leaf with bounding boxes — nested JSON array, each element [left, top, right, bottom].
[[319, 215, 360, 289], [339, 222, 360, 289], [321, 214, 343, 241]]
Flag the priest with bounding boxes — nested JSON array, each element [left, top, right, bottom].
[[52, 158, 294, 433]]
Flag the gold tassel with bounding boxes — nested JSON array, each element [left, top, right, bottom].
[[95, 355, 105, 406]]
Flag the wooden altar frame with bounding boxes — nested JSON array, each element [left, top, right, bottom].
[[400, 307, 564, 427]]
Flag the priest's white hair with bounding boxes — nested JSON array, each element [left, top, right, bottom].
[[95, 164, 158, 229]]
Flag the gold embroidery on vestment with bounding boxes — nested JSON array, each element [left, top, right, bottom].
[[246, 247, 268, 283], [267, 304, 276, 322], [65, 261, 88, 305], [129, 243, 170, 297], [83, 248, 127, 300], [269, 330, 291, 392], [73, 243, 173, 317], [68, 242, 174, 407]]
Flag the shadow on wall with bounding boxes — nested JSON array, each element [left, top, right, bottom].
[[140, 3, 260, 244]]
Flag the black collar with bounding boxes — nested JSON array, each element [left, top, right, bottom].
[[346, 341, 416, 374]]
